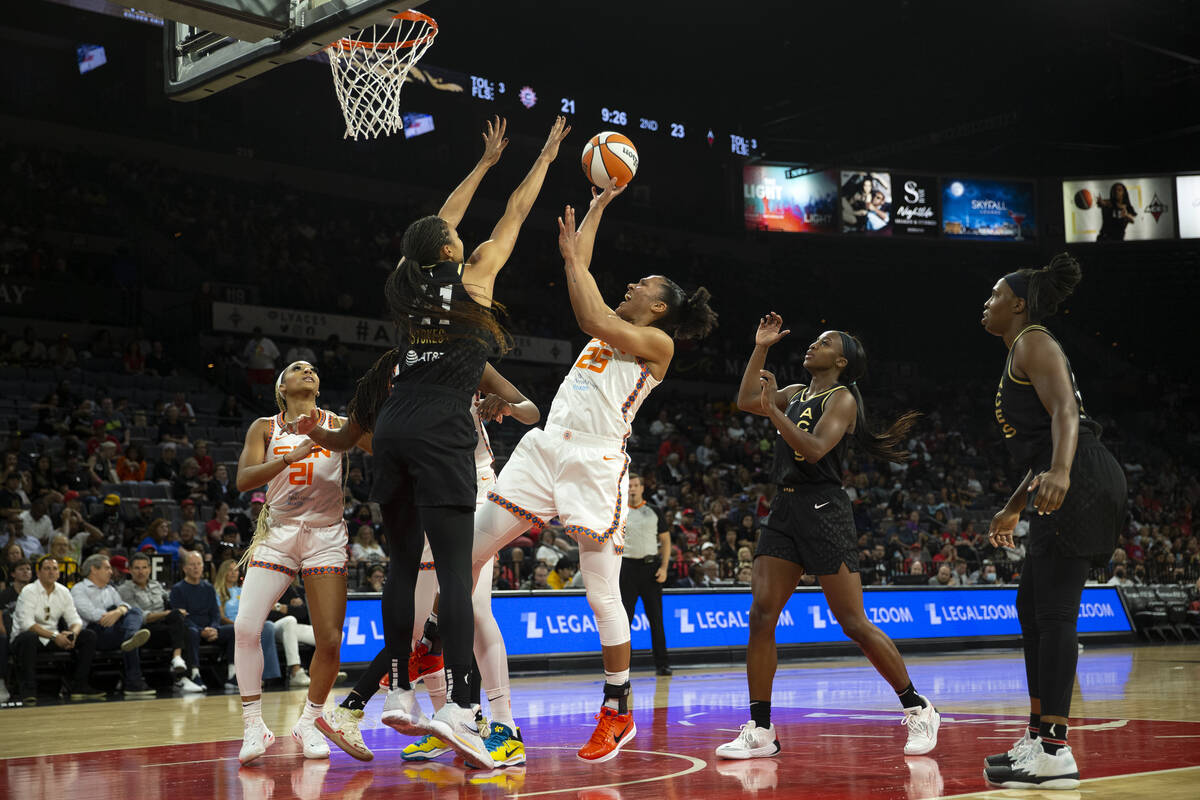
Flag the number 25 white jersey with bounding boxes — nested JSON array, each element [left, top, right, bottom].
[[545, 338, 661, 442]]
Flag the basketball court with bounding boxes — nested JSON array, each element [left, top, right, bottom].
[[3, 644, 1197, 798]]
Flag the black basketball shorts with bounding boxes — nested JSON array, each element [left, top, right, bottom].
[[755, 484, 860, 576]]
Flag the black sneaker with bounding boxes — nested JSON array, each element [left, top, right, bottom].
[[125, 680, 157, 698], [70, 685, 107, 701], [984, 729, 1039, 767], [656, 666, 673, 676], [984, 746, 1080, 790]]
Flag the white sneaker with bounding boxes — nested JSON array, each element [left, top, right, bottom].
[[170, 655, 188, 677], [292, 720, 331, 759], [902, 699, 940, 755], [715, 721, 781, 759], [239, 718, 276, 765], [429, 703, 494, 769], [188, 669, 207, 691], [985, 728, 1041, 767], [175, 675, 206, 693], [380, 687, 431, 736], [290, 669, 311, 687], [985, 745, 1081, 790], [316, 705, 374, 761]]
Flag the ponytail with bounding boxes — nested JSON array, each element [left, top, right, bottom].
[[1025, 252, 1081, 322], [837, 331, 918, 464], [655, 279, 718, 341]]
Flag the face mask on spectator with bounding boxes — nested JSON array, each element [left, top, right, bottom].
[[984, 573, 997, 583]]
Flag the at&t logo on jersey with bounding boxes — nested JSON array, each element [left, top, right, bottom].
[[405, 350, 443, 366]]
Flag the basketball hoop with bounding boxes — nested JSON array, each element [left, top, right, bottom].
[[327, 10, 438, 140]]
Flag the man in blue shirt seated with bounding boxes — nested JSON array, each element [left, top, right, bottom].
[[71, 553, 156, 698], [169, 549, 235, 686]]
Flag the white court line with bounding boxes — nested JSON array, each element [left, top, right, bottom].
[[141, 746, 409, 768], [685, 712, 707, 718], [935, 764, 1200, 799], [1155, 734, 1200, 738], [677, 720, 695, 726], [509, 746, 707, 799]]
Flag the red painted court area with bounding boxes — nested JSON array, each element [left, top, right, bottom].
[[4, 703, 1198, 799]]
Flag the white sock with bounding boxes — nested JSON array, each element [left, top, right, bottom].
[[228, 663, 237, 680], [487, 688, 515, 728], [242, 699, 263, 725], [425, 668, 447, 712], [298, 699, 323, 726]]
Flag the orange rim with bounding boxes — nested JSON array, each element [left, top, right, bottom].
[[330, 10, 438, 51]]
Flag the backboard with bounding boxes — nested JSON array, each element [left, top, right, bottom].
[[137, 0, 426, 101]]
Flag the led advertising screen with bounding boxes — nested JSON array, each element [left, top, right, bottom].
[[1063, 177, 1176, 242], [840, 171, 892, 235], [1177, 175, 1200, 239], [339, 587, 1131, 662], [942, 178, 1036, 240], [744, 165, 838, 233], [77, 44, 107, 74], [891, 174, 941, 236], [402, 112, 435, 139]]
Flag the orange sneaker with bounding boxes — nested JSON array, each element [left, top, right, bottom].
[[409, 642, 444, 685], [577, 707, 636, 763]]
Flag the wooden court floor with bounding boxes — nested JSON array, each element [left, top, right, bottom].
[[1, 643, 1197, 799]]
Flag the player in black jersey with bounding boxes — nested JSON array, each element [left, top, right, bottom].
[[717, 314, 938, 761], [981, 254, 1126, 791], [293, 115, 571, 766]]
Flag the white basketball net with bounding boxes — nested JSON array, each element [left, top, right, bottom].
[[327, 11, 438, 140]]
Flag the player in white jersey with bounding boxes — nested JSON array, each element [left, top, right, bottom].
[[415, 183, 717, 764], [233, 360, 371, 764]]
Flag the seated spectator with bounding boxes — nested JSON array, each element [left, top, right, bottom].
[[347, 466, 370, 503], [953, 560, 972, 586], [118, 552, 205, 692], [178, 520, 208, 557], [11, 326, 48, 365], [3, 517, 43, 559], [208, 464, 238, 506], [71, 554, 156, 697], [19, 500, 55, 548], [234, 493, 266, 541], [523, 563, 551, 590], [173, 459, 208, 504], [127, 498, 160, 541], [217, 395, 242, 426], [170, 550, 235, 686], [54, 453, 94, 495], [492, 559, 514, 591], [144, 340, 172, 377], [89, 494, 129, 552], [360, 563, 386, 593], [0, 557, 32, 610], [547, 557, 577, 590], [89, 442, 120, 485], [116, 444, 147, 483], [122, 340, 145, 374], [180, 498, 200, 526], [534, 525, 570, 568], [138, 518, 181, 562], [205, 502, 233, 542], [1106, 565, 1132, 586], [30, 455, 62, 504], [47, 534, 81, 587], [927, 563, 958, 587], [0, 471, 28, 521], [215, 560, 281, 688], [152, 443, 180, 483], [734, 562, 753, 585], [350, 524, 386, 564], [11, 556, 103, 703], [192, 440, 214, 478], [171, 392, 197, 424]]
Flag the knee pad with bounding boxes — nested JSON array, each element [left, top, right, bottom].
[[584, 570, 630, 646], [234, 617, 261, 647]]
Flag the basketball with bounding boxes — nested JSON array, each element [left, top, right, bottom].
[[581, 131, 639, 188], [1073, 188, 1093, 210]]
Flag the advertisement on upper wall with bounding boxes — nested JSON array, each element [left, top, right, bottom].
[[891, 174, 941, 236], [942, 178, 1036, 240], [840, 170, 892, 234], [1173, 175, 1200, 239], [744, 165, 838, 233], [1062, 177, 1176, 242]]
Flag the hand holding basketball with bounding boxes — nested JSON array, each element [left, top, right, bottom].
[[581, 132, 639, 188], [479, 115, 509, 167], [539, 115, 572, 161], [589, 180, 627, 210]]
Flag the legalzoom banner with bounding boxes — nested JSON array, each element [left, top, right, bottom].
[[212, 302, 570, 364], [337, 587, 1131, 662]]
